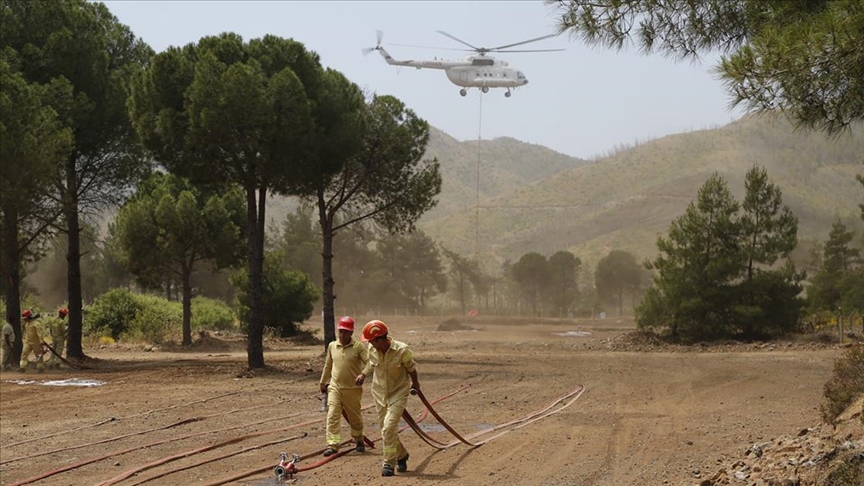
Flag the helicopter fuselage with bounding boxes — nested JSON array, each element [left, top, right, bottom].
[[375, 47, 528, 94], [444, 64, 528, 88]]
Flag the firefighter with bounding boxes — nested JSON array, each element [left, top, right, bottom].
[[358, 320, 420, 477], [319, 316, 368, 456], [47, 307, 68, 369], [19, 310, 45, 373], [1, 319, 15, 371]]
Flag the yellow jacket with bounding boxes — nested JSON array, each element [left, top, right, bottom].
[[320, 340, 368, 390], [49, 317, 66, 339], [23, 321, 42, 348], [362, 338, 417, 407]]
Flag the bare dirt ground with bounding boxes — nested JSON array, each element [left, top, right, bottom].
[[0, 316, 860, 486]]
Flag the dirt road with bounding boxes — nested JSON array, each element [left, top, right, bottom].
[[0, 316, 843, 485]]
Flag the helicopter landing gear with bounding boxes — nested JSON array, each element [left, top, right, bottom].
[[481, 86, 489, 93], [459, 88, 467, 97], [505, 89, 512, 98]]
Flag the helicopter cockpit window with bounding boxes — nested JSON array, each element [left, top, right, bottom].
[[517, 71, 525, 79]]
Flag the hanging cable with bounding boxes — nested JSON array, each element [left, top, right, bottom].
[[475, 91, 483, 258]]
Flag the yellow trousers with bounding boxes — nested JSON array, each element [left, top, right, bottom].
[[49, 335, 65, 367], [377, 395, 409, 467], [325, 387, 364, 448], [20, 342, 45, 370]]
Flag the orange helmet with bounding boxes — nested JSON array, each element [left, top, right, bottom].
[[58, 308, 68, 318], [337, 316, 355, 332], [362, 320, 388, 342]]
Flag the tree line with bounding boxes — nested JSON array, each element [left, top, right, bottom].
[[1, 0, 440, 368], [2, 0, 863, 369]]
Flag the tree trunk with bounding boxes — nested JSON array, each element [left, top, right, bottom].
[[459, 273, 466, 315], [1, 207, 23, 364], [245, 184, 265, 368], [617, 287, 623, 316], [318, 191, 336, 349], [531, 283, 538, 315], [181, 264, 192, 346], [65, 159, 85, 360]]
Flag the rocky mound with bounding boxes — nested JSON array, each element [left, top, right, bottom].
[[436, 318, 478, 332], [698, 398, 864, 486]]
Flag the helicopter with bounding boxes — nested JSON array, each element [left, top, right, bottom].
[[363, 30, 563, 97]]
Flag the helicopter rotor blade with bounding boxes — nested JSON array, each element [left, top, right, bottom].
[[489, 33, 559, 51], [390, 43, 474, 52], [363, 30, 385, 56], [493, 48, 567, 53], [436, 30, 481, 51]]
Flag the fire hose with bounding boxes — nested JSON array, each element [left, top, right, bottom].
[[82, 399, 380, 486], [199, 384, 472, 486], [3, 395, 291, 466], [408, 387, 480, 447], [8, 397, 329, 485], [40, 340, 92, 369], [2, 392, 240, 450], [402, 384, 586, 450]]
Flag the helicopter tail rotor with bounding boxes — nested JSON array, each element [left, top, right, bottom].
[[362, 30, 384, 56]]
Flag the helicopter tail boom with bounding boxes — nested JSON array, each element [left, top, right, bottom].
[[364, 32, 455, 70]]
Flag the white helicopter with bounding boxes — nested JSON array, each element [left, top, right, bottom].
[[363, 30, 563, 97]]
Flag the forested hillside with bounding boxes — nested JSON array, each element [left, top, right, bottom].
[[419, 127, 588, 220], [263, 127, 587, 226], [420, 114, 863, 270]]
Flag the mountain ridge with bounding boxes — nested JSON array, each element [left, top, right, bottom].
[[419, 114, 863, 271]]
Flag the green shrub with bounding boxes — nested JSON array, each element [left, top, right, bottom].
[[821, 345, 864, 424], [231, 251, 320, 338], [86, 289, 186, 344], [85, 288, 142, 339], [191, 296, 236, 331], [123, 294, 181, 344]]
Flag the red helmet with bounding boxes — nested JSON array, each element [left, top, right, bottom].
[[58, 308, 68, 318], [337, 316, 355, 332], [362, 320, 389, 342], [21, 309, 36, 320]]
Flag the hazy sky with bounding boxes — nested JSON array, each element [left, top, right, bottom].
[[102, 0, 744, 159]]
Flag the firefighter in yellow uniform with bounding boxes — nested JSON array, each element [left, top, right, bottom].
[[47, 307, 67, 369], [319, 316, 368, 456], [19, 310, 45, 373], [359, 320, 420, 477]]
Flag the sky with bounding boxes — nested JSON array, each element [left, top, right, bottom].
[[102, 0, 745, 160]]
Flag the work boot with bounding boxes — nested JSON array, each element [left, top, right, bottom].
[[355, 441, 365, 453], [322, 447, 337, 457], [382, 464, 394, 477], [396, 453, 409, 472]]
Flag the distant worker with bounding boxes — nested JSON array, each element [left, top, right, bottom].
[[319, 316, 369, 456], [359, 320, 420, 477], [47, 307, 68, 369], [2, 319, 16, 371], [19, 310, 45, 373]]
